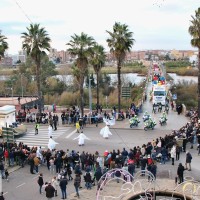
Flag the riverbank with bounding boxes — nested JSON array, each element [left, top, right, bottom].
[[166, 66, 198, 76]]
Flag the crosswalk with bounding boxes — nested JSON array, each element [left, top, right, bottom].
[[15, 126, 70, 149]]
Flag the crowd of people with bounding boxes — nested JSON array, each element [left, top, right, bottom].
[[1, 104, 200, 199]]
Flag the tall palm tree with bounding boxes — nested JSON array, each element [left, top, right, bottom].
[[0, 31, 8, 61], [106, 22, 135, 115], [21, 24, 51, 113], [90, 44, 106, 106], [189, 8, 200, 117], [67, 32, 95, 117]]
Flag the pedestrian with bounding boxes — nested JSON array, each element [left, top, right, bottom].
[[35, 122, 39, 135], [4, 169, 9, 181], [185, 151, 192, 171], [45, 182, 55, 200], [52, 176, 59, 197], [48, 125, 53, 138], [177, 163, 185, 184], [74, 174, 81, 198], [170, 145, 176, 165], [59, 176, 68, 199], [0, 192, 5, 200], [38, 173, 44, 194]]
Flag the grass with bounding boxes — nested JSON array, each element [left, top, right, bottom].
[[166, 66, 198, 76]]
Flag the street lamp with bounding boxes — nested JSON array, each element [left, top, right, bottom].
[[20, 73, 24, 98], [89, 76, 92, 113]]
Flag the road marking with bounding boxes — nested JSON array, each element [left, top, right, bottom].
[[33, 176, 38, 179], [66, 129, 77, 138], [16, 183, 25, 188], [3, 192, 8, 195]]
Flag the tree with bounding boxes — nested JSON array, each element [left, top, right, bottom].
[[67, 32, 95, 116], [189, 7, 200, 117], [106, 22, 135, 114], [21, 24, 51, 113], [0, 31, 8, 61], [90, 44, 106, 106]]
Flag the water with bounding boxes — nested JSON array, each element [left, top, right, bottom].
[[55, 73, 146, 86], [168, 73, 197, 84]]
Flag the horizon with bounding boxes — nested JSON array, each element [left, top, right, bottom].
[[0, 0, 199, 55]]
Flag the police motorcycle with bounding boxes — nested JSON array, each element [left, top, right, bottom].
[[143, 111, 151, 122], [144, 117, 156, 131], [129, 115, 140, 128], [159, 111, 167, 126]]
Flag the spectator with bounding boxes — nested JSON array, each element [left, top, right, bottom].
[[59, 176, 68, 199], [74, 174, 81, 198], [177, 163, 185, 184], [37, 173, 44, 194], [185, 151, 192, 171], [45, 182, 55, 200]]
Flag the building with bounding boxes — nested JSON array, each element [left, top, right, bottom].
[[0, 56, 13, 67]]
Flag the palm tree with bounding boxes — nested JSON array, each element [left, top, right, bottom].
[[67, 32, 95, 117], [0, 31, 8, 61], [90, 44, 106, 106], [106, 22, 135, 115], [189, 8, 200, 117], [21, 24, 51, 113]]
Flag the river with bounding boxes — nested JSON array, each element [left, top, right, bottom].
[[167, 73, 197, 84]]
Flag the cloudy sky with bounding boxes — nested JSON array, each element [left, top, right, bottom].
[[0, 0, 199, 55]]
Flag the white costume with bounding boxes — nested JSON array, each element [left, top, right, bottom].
[[73, 133, 90, 146], [100, 125, 112, 139], [48, 137, 58, 150], [103, 117, 115, 126], [48, 125, 53, 138]]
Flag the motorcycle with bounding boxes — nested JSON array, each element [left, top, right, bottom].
[[129, 117, 140, 128], [159, 117, 167, 126], [144, 120, 156, 131], [143, 114, 150, 122]]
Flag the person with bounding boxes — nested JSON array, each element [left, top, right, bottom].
[[48, 136, 59, 151], [185, 151, 192, 171], [170, 145, 176, 165], [84, 169, 92, 189], [48, 125, 53, 138], [45, 182, 55, 199], [74, 174, 81, 198], [76, 121, 80, 133], [177, 163, 185, 184], [0, 192, 5, 200], [52, 176, 59, 197], [38, 173, 44, 194], [35, 122, 39, 135], [4, 169, 9, 181], [59, 176, 68, 199], [100, 124, 112, 139], [73, 132, 90, 146]]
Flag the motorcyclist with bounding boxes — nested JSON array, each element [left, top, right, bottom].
[[130, 115, 138, 125], [165, 104, 169, 113], [152, 103, 157, 113], [143, 111, 150, 121], [160, 111, 167, 124], [146, 117, 153, 127]]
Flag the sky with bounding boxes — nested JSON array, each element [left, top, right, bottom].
[[0, 0, 199, 55]]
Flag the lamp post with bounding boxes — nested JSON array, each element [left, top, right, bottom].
[[20, 73, 24, 98], [89, 76, 92, 113]]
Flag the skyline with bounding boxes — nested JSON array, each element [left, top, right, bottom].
[[0, 0, 199, 55]]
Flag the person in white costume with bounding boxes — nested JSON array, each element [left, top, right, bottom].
[[103, 117, 115, 126], [100, 124, 112, 139], [48, 125, 53, 138], [48, 136, 58, 151], [73, 132, 90, 146]]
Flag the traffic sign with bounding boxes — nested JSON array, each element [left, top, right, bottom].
[[2, 127, 14, 143], [172, 94, 177, 100], [121, 87, 131, 98]]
